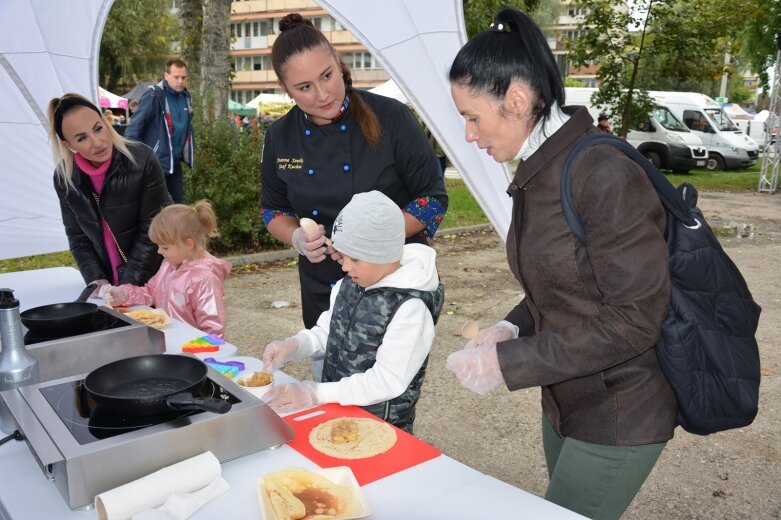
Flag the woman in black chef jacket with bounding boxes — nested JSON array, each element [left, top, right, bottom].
[[260, 13, 449, 364]]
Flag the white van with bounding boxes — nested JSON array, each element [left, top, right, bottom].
[[648, 91, 759, 171], [734, 119, 767, 149], [565, 88, 708, 172]]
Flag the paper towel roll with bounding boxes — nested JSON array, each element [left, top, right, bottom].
[[95, 451, 222, 520]]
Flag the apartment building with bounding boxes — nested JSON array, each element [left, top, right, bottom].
[[229, 0, 390, 104]]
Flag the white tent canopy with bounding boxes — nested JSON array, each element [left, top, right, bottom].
[[369, 79, 408, 105], [99, 86, 128, 109], [317, 0, 513, 239], [0, 0, 113, 260], [246, 92, 293, 109]]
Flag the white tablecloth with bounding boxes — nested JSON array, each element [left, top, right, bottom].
[[0, 267, 585, 519]]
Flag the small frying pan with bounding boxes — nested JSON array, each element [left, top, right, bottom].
[[20, 284, 98, 335], [84, 354, 231, 416]]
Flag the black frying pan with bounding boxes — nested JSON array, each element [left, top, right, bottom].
[[20, 284, 98, 334], [84, 354, 231, 416]]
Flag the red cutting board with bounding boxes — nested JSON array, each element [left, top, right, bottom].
[[284, 403, 440, 486]]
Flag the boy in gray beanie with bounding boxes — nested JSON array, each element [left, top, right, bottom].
[[262, 191, 445, 432]]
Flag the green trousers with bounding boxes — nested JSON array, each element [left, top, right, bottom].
[[542, 416, 666, 520]]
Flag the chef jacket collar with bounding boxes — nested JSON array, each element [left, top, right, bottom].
[[303, 94, 351, 123]]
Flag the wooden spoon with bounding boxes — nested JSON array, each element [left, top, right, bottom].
[[299, 217, 332, 246]]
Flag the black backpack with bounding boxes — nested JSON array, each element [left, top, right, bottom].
[[560, 133, 761, 435]]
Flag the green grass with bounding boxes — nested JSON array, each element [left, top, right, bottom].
[[0, 164, 764, 273], [439, 178, 489, 229]]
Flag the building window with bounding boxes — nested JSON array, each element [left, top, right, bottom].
[[342, 51, 378, 70], [309, 17, 322, 30]]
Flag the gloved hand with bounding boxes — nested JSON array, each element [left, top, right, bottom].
[[89, 279, 110, 297], [262, 337, 300, 372], [100, 286, 127, 308], [466, 320, 517, 348], [291, 225, 327, 264], [262, 381, 321, 414], [446, 343, 506, 396], [327, 244, 343, 265]]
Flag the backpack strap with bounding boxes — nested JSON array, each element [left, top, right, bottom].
[[560, 133, 695, 247], [560, 133, 696, 301]]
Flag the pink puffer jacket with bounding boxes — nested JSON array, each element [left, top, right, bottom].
[[120, 252, 232, 337]]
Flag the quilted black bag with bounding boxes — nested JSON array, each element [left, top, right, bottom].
[[560, 133, 761, 435]]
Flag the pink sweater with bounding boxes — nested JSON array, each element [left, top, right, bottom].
[[74, 153, 124, 284]]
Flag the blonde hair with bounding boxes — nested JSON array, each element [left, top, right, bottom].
[[47, 92, 137, 191], [148, 200, 219, 250]]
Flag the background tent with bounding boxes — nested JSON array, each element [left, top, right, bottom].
[[122, 80, 153, 102], [317, 0, 513, 238], [369, 79, 408, 105], [99, 86, 128, 109], [722, 103, 753, 120], [246, 92, 293, 109], [228, 99, 255, 116], [0, 0, 114, 260]]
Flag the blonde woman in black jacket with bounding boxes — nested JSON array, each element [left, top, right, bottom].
[[48, 93, 171, 290]]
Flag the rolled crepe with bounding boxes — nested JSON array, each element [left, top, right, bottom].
[[95, 451, 222, 520]]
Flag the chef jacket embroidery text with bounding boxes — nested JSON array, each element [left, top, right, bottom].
[[276, 157, 304, 171]]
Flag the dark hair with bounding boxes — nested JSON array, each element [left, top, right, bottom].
[[51, 96, 102, 140], [598, 114, 609, 122], [166, 58, 187, 72], [448, 8, 564, 126], [272, 13, 382, 147]]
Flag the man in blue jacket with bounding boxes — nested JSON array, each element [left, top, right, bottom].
[[124, 58, 194, 202]]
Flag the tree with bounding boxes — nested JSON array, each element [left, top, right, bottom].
[[177, 0, 232, 120], [567, 0, 661, 136], [99, 0, 178, 92], [462, 0, 543, 38], [738, 0, 781, 91], [199, 0, 232, 120], [178, 0, 203, 85]]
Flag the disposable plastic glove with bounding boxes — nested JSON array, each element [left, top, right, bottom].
[[466, 320, 517, 349], [262, 337, 300, 372], [262, 381, 321, 414], [101, 286, 128, 308], [89, 279, 110, 297], [445, 343, 506, 396], [291, 225, 327, 263]]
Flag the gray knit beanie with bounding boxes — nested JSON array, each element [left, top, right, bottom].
[[331, 191, 404, 264]]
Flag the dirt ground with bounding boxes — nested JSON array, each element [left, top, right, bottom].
[[223, 191, 780, 520]]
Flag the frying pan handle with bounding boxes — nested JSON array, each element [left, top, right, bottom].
[[166, 393, 232, 414], [76, 283, 98, 303]]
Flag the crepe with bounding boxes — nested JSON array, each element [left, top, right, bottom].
[[238, 371, 273, 387], [309, 418, 396, 460], [125, 309, 170, 329], [261, 468, 356, 520]]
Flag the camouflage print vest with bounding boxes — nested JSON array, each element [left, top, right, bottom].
[[321, 277, 445, 433]]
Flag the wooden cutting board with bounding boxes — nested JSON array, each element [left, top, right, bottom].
[[284, 403, 441, 486]]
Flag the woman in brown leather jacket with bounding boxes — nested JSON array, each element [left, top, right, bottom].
[[445, 9, 677, 520]]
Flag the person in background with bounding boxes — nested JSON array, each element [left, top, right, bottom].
[[103, 109, 116, 126], [261, 191, 444, 432], [125, 58, 194, 203], [100, 200, 231, 337], [597, 114, 613, 134], [47, 93, 170, 292], [260, 14, 448, 378], [444, 9, 677, 520]]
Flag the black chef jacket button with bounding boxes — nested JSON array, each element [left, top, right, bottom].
[[340, 124, 347, 131], [312, 209, 319, 216], [343, 164, 350, 172], [305, 129, 312, 136], [308, 168, 315, 175]]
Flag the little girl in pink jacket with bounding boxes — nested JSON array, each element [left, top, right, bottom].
[[101, 200, 231, 337]]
